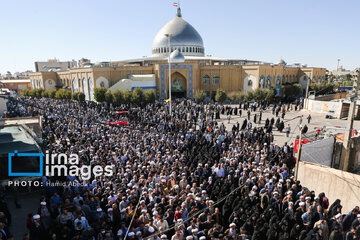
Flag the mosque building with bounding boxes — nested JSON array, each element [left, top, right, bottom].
[[29, 6, 326, 101]]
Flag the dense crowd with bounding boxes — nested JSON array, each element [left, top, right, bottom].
[[2, 96, 359, 240]]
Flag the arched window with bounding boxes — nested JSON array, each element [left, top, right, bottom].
[[203, 75, 210, 85], [259, 75, 265, 88], [72, 78, 78, 92], [100, 82, 105, 87], [266, 75, 271, 88], [248, 80, 253, 87], [213, 75, 220, 85], [186, 47, 188, 52]]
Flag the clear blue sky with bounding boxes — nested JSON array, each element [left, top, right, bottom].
[[1, 0, 359, 75]]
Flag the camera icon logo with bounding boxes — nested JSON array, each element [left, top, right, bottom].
[[8, 150, 43, 177]]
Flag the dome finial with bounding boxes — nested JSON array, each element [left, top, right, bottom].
[[176, 7, 182, 17], [174, 0, 181, 17]]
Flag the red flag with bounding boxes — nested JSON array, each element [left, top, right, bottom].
[[294, 139, 310, 153], [114, 111, 128, 114], [107, 121, 129, 126]]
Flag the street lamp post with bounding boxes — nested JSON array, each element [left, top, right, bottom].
[[165, 33, 173, 116], [343, 69, 360, 171]]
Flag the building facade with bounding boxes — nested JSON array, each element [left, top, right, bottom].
[[0, 79, 32, 91], [29, 7, 326, 101]]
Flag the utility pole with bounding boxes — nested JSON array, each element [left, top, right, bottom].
[[295, 121, 303, 181], [304, 75, 311, 109], [343, 69, 359, 171], [165, 33, 173, 116]]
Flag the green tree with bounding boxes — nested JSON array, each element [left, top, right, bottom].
[[245, 90, 254, 101], [41, 91, 49, 98], [48, 89, 57, 98], [78, 92, 86, 102], [132, 88, 145, 105], [266, 87, 276, 101], [284, 84, 301, 98], [64, 90, 72, 99], [123, 90, 133, 104], [252, 88, 267, 101], [72, 92, 80, 101], [94, 87, 107, 103], [55, 89, 70, 99], [194, 90, 206, 102], [112, 90, 124, 105], [105, 90, 113, 104], [345, 74, 352, 81], [21, 89, 29, 96], [34, 88, 44, 98], [237, 92, 246, 101], [144, 90, 156, 104], [215, 89, 227, 103]]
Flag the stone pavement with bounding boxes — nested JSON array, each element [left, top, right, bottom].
[[216, 105, 360, 146]]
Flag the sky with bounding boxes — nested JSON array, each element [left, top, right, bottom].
[[1, 0, 359, 75]]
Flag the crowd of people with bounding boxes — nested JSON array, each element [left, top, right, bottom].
[[2, 96, 359, 240]]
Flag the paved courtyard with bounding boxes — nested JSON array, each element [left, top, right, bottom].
[[217, 105, 360, 146]]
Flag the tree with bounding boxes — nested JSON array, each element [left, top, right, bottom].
[[145, 90, 156, 104], [309, 83, 335, 95], [123, 90, 133, 104], [34, 88, 44, 98], [78, 92, 85, 102], [72, 92, 80, 101], [132, 88, 145, 105], [105, 90, 113, 104], [345, 74, 352, 81], [41, 91, 49, 98], [55, 89, 72, 100], [48, 89, 57, 99], [21, 89, 29, 96], [245, 90, 255, 101], [112, 90, 124, 105], [64, 90, 72, 99], [237, 92, 246, 101], [284, 84, 301, 98], [94, 87, 107, 103], [215, 89, 227, 103], [266, 87, 276, 101], [252, 88, 267, 101], [194, 90, 206, 102]]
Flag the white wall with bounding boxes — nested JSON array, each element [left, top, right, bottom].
[[306, 99, 343, 118], [96, 77, 109, 88], [298, 161, 360, 213], [44, 79, 56, 91], [243, 75, 256, 93]]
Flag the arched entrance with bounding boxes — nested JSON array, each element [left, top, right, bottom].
[[170, 72, 187, 98]]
